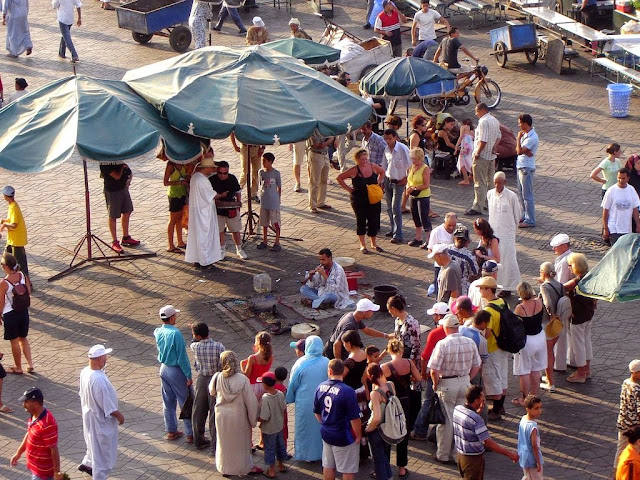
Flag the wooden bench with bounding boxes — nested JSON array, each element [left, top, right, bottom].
[[591, 57, 640, 87]]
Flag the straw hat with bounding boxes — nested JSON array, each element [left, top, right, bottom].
[[196, 157, 216, 169]]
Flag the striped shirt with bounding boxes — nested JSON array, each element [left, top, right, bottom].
[[190, 338, 225, 377], [26, 409, 58, 478], [362, 132, 388, 170], [453, 404, 490, 455], [427, 333, 481, 378], [474, 112, 501, 161]]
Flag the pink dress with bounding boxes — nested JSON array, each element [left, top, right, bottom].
[[457, 133, 474, 173]]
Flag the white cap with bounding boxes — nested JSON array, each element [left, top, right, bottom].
[[252, 16, 265, 27], [88, 344, 113, 358], [289, 18, 300, 26], [2, 186, 15, 196], [427, 302, 450, 316], [427, 243, 448, 259], [159, 305, 180, 320], [630, 359, 640, 373], [439, 314, 460, 328], [550, 233, 570, 247], [356, 298, 380, 312]]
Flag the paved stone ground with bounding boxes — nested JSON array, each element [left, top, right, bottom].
[[0, 0, 639, 478]]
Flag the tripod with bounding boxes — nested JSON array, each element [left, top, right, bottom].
[[48, 159, 156, 281]]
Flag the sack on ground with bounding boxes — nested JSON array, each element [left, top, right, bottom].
[[379, 393, 407, 444], [487, 302, 526, 353]]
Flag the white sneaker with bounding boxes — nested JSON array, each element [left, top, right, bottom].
[[540, 382, 556, 392], [541, 375, 548, 383], [236, 247, 248, 260]]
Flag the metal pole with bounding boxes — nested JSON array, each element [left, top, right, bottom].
[[83, 158, 92, 259]]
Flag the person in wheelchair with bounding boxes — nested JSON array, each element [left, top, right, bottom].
[[433, 26, 479, 81]]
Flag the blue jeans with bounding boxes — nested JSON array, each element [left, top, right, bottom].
[[160, 364, 193, 436], [367, 429, 392, 480], [385, 179, 404, 240], [58, 22, 78, 60], [215, 6, 246, 32], [411, 377, 435, 437], [300, 285, 338, 309], [263, 431, 287, 466], [517, 167, 535, 226]]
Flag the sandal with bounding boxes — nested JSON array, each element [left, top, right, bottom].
[[7, 367, 23, 375], [249, 467, 264, 475], [429, 211, 440, 218], [27, 366, 34, 373], [166, 431, 184, 441], [360, 247, 370, 254], [0, 405, 14, 413], [177, 243, 187, 248], [166, 247, 183, 254], [373, 246, 384, 253], [511, 397, 525, 407]]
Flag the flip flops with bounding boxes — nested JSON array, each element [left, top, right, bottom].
[[7, 367, 23, 375], [166, 247, 183, 254]]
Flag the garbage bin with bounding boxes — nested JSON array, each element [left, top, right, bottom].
[[607, 83, 633, 118]]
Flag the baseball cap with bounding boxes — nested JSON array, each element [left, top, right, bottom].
[[482, 260, 499, 274], [159, 305, 180, 320], [439, 314, 459, 328], [2, 186, 15, 197], [88, 344, 113, 358], [258, 371, 277, 386], [427, 243, 449, 259], [550, 233, 570, 248], [19, 387, 43, 403], [290, 339, 305, 354], [630, 359, 640, 373], [356, 298, 380, 312], [427, 302, 450, 316], [453, 224, 469, 239], [451, 296, 479, 315]]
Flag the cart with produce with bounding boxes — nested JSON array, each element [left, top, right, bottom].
[[319, 18, 393, 80], [490, 22, 539, 67], [116, 0, 193, 53]]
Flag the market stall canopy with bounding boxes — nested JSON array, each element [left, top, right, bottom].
[[359, 56, 456, 99], [122, 45, 372, 145], [0, 75, 203, 173], [264, 38, 341, 65], [577, 234, 640, 302]]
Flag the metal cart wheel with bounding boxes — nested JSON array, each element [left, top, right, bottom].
[[132, 32, 153, 44], [169, 25, 192, 53], [494, 42, 507, 68], [359, 64, 378, 81], [525, 48, 539, 65]]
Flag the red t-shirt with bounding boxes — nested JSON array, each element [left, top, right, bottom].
[[421, 326, 447, 362], [26, 409, 58, 479]]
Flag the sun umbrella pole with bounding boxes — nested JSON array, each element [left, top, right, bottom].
[[83, 158, 93, 260]]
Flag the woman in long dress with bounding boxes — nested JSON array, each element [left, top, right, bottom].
[[209, 351, 263, 476], [3, 0, 33, 58], [455, 118, 474, 185], [285, 335, 328, 461]]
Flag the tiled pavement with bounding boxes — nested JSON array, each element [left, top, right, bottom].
[[0, 0, 639, 478]]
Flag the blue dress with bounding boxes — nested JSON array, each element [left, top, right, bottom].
[[4, 0, 32, 57], [285, 336, 329, 461]]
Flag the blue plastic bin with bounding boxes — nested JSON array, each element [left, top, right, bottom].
[[607, 83, 633, 118]]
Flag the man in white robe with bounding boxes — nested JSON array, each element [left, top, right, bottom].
[[185, 157, 223, 270], [487, 171, 521, 296], [78, 344, 124, 480]]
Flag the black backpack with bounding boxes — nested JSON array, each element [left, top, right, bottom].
[[486, 302, 526, 353], [6, 276, 30, 312]]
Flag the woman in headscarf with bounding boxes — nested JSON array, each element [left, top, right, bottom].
[[209, 351, 262, 476], [285, 335, 329, 461]]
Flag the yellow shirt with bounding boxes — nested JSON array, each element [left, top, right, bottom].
[[484, 298, 505, 353], [6, 201, 27, 247], [407, 165, 431, 198]]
